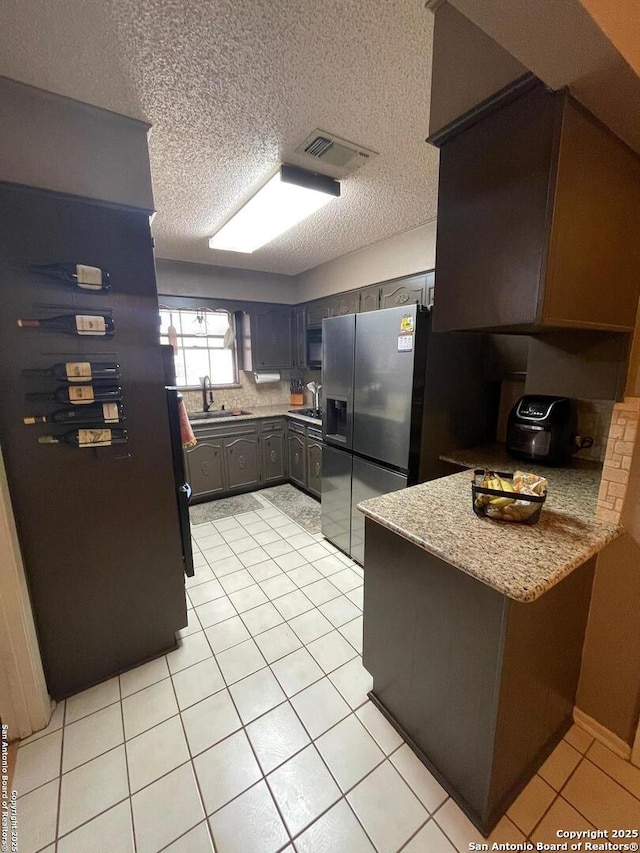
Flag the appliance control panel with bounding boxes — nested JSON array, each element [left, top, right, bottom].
[[516, 397, 556, 420]]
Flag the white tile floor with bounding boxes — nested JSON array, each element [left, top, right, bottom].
[[15, 489, 640, 852]]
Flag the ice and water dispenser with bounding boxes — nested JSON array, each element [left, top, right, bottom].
[[325, 397, 349, 443]]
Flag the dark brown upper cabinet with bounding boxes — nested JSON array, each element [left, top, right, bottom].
[[432, 83, 640, 334], [380, 273, 429, 310], [242, 305, 293, 370]]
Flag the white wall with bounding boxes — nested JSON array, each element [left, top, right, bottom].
[[156, 258, 299, 304], [296, 221, 437, 303], [0, 76, 153, 210]]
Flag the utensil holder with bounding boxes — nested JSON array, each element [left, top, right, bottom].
[[290, 393, 304, 406]]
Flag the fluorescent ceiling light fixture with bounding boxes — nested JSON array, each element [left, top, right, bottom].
[[209, 165, 341, 253]]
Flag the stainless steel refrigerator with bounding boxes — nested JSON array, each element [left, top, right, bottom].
[[321, 305, 497, 563]]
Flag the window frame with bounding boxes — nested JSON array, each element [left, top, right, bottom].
[[159, 306, 240, 389]]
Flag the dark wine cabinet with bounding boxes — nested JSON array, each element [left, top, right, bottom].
[[0, 182, 187, 698]]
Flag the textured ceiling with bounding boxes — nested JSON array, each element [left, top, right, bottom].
[[0, 0, 439, 275]]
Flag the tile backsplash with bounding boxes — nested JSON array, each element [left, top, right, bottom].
[[597, 397, 640, 524], [496, 378, 613, 463], [180, 371, 297, 413]]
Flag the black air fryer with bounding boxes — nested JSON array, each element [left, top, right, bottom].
[[507, 396, 579, 465]]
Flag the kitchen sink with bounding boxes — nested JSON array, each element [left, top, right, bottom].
[[191, 410, 252, 420]]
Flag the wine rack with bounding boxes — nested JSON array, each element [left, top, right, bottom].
[[22, 349, 126, 446], [17, 293, 124, 447]]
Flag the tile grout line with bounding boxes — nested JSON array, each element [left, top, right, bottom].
[[181, 517, 388, 846], [28, 497, 454, 853], [52, 698, 67, 853], [225, 573, 407, 850], [159, 663, 216, 853], [16, 586, 362, 809], [118, 674, 138, 853], [195, 611, 296, 849]]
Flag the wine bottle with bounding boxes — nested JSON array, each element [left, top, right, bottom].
[[30, 263, 110, 291], [23, 361, 121, 383], [26, 385, 122, 405], [24, 402, 125, 425], [38, 428, 127, 448], [17, 314, 115, 336]]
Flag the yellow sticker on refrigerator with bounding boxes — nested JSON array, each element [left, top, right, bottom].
[[400, 314, 414, 333]]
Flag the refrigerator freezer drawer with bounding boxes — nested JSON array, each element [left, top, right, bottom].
[[321, 445, 353, 554], [351, 457, 407, 565]]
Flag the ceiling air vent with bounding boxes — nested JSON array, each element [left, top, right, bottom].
[[290, 130, 378, 179]]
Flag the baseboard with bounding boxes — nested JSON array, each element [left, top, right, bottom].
[[573, 706, 632, 760]]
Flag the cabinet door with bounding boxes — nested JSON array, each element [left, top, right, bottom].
[[253, 307, 293, 369], [287, 433, 306, 489], [262, 432, 286, 484], [306, 299, 332, 327], [224, 435, 260, 491], [359, 286, 380, 313], [425, 270, 435, 309], [306, 440, 323, 498], [379, 274, 427, 310], [293, 306, 307, 369], [433, 86, 556, 332], [185, 440, 225, 498], [329, 291, 359, 317]]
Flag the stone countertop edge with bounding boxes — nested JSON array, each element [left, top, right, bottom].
[[357, 468, 622, 604], [439, 442, 603, 475], [189, 405, 321, 426]]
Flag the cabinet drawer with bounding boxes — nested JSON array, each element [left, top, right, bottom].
[[307, 426, 323, 442], [192, 420, 259, 439], [260, 418, 285, 433], [287, 419, 306, 436]]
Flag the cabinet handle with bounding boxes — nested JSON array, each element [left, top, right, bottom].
[[239, 454, 246, 469], [201, 462, 209, 476], [294, 452, 299, 464], [315, 461, 320, 476], [270, 450, 277, 463], [396, 293, 409, 304]]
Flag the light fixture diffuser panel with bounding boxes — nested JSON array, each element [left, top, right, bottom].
[[209, 167, 340, 254]]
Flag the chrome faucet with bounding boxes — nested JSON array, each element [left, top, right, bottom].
[[202, 376, 214, 412]]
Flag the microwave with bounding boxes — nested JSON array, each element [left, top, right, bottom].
[[307, 326, 322, 370]]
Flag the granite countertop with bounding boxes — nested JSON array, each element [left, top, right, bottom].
[[358, 460, 621, 603], [440, 442, 602, 474], [189, 405, 321, 426]]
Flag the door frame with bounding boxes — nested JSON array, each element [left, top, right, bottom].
[[633, 719, 640, 767], [0, 449, 51, 741]]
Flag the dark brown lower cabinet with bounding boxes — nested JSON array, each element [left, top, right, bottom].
[[262, 430, 286, 484], [287, 432, 306, 489], [306, 435, 323, 498], [185, 439, 225, 498], [186, 418, 288, 500], [363, 519, 596, 835], [224, 435, 260, 490], [186, 417, 321, 500]]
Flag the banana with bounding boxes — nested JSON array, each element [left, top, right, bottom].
[[489, 496, 516, 508]]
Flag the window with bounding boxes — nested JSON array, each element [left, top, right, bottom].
[[159, 307, 238, 387]]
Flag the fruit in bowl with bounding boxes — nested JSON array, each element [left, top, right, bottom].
[[473, 470, 548, 523]]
